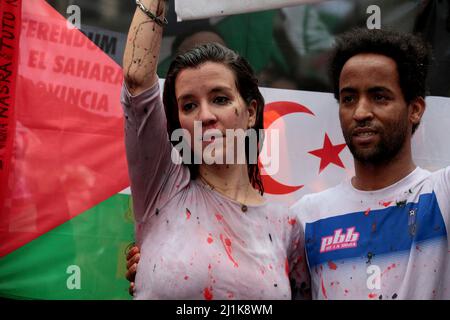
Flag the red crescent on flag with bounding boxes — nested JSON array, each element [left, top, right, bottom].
[[260, 101, 315, 195]]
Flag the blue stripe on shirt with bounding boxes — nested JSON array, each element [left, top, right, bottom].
[[305, 192, 447, 268]]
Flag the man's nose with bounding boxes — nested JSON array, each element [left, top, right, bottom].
[[353, 97, 374, 122]]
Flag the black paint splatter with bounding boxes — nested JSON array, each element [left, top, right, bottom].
[[153, 264, 156, 272], [269, 233, 272, 242], [396, 200, 407, 207], [155, 208, 159, 216], [392, 293, 398, 299], [274, 284, 278, 287], [366, 252, 374, 264]]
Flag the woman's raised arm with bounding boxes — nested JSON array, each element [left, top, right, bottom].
[[123, 0, 168, 95]]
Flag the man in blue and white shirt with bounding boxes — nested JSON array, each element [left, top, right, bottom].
[[292, 28, 450, 300]]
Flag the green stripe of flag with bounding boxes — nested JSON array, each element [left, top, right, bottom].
[[0, 194, 134, 300]]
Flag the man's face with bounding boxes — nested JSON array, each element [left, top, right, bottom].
[[338, 53, 412, 164]]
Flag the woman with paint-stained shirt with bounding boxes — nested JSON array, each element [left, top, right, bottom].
[[121, 0, 310, 299]]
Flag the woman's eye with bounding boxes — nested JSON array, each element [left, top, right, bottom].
[[182, 103, 196, 112], [213, 96, 230, 105]]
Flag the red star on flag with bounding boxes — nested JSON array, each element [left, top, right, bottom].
[[308, 133, 347, 173]]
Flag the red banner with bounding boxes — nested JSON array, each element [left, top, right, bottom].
[[0, 0, 129, 257]]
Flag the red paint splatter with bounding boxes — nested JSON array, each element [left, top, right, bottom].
[[381, 263, 397, 277], [321, 278, 328, 299], [203, 287, 213, 300], [368, 293, 377, 299], [208, 263, 212, 270], [344, 289, 349, 294], [379, 201, 392, 207], [215, 214, 223, 221], [288, 218, 297, 226], [207, 233, 213, 244], [184, 276, 189, 280], [285, 259, 290, 276], [364, 208, 371, 216], [186, 208, 191, 220], [328, 261, 337, 270], [269, 264, 273, 270], [220, 234, 238, 267], [227, 292, 234, 299]]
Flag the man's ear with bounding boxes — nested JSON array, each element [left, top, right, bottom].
[[247, 100, 257, 128], [409, 97, 426, 128]]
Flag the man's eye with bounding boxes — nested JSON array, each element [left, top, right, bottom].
[[213, 96, 230, 105], [374, 95, 387, 102], [341, 96, 354, 104]]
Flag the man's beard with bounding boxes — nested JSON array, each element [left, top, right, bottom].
[[343, 119, 408, 165]]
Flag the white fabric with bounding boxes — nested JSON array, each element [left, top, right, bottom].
[[174, 0, 323, 21]]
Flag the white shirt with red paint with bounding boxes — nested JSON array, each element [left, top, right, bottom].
[[292, 167, 450, 300], [121, 82, 310, 300]]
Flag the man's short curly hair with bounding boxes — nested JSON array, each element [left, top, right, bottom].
[[329, 28, 431, 102], [329, 28, 431, 133]]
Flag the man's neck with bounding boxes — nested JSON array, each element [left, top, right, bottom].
[[352, 150, 416, 191]]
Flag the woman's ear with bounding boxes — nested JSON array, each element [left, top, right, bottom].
[[247, 100, 257, 128], [409, 97, 426, 130]]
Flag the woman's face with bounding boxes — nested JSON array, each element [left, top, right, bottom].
[[174, 62, 257, 165]]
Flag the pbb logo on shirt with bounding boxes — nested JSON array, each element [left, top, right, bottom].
[[320, 227, 360, 253]]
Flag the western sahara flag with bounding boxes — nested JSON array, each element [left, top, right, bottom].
[[175, 0, 323, 20], [0, 0, 133, 299], [1, 0, 449, 299]]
